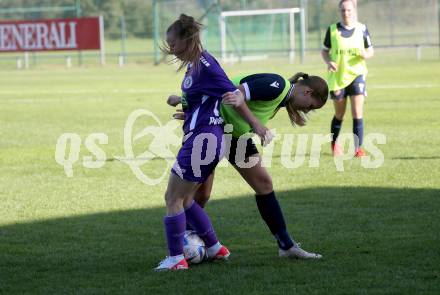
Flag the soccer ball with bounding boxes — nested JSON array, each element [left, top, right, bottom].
[[183, 230, 206, 264]]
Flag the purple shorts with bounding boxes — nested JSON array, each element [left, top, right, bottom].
[[171, 126, 224, 183]]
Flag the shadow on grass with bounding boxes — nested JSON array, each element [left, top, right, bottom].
[[1, 187, 439, 295]]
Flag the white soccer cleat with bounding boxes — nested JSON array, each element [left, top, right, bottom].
[[154, 255, 188, 271], [279, 243, 322, 260]]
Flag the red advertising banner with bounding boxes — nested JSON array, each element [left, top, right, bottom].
[[0, 17, 101, 52]]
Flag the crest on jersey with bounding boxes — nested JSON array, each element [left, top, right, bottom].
[[183, 76, 193, 89]]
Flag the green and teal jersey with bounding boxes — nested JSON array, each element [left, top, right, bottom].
[[220, 73, 293, 138]]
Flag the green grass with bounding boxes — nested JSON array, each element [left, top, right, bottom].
[[1, 51, 440, 294]]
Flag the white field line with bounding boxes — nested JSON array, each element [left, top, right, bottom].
[[0, 84, 439, 96], [0, 89, 175, 95], [368, 84, 440, 89]]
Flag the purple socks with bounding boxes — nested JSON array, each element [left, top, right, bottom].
[[164, 211, 186, 256], [164, 201, 219, 256], [184, 201, 218, 248]]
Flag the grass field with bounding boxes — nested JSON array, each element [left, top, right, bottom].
[[1, 51, 440, 294]]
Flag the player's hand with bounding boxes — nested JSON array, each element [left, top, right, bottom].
[[358, 48, 368, 59], [167, 95, 181, 107], [327, 61, 338, 72], [172, 109, 185, 120], [262, 129, 275, 147], [252, 122, 274, 147], [221, 89, 244, 107]]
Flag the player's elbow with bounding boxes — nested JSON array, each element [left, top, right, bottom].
[[167, 95, 181, 106], [321, 49, 330, 60], [166, 96, 174, 106]]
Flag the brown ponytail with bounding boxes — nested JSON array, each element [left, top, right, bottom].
[[288, 72, 309, 84], [285, 101, 308, 127], [161, 14, 203, 71], [285, 72, 329, 127]]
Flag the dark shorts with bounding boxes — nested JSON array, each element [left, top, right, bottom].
[[171, 127, 223, 183], [226, 136, 259, 166], [331, 75, 367, 100]]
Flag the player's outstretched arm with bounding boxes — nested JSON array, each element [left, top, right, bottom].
[[234, 102, 273, 147], [223, 86, 273, 146]]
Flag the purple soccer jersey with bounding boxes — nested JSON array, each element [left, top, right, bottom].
[[180, 51, 237, 135], [172, 51, 237, 183]]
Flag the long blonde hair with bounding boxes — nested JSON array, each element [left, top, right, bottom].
[[161, 14, 203, 71], [285, 72, 329, 126]]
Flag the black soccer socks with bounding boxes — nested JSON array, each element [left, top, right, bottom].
[[255, 191, 294, 250]]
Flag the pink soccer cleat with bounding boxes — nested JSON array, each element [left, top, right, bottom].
[[332, 143, 343, 156], [355, 147, 366, 158], [208, 245, 230, 261]]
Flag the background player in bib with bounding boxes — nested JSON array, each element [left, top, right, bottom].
[[321, 0, 374, 157], [170, 72, 328, 259], [155, 14, 246, 271]]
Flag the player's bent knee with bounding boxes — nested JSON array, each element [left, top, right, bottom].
[[164, 190, 181, 206], [194, 194, 210, 208], [352, 108, 363, 119], [165, 194, 185, 214], [183, 197, 195, 209], [255, 176, 273, 195]]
